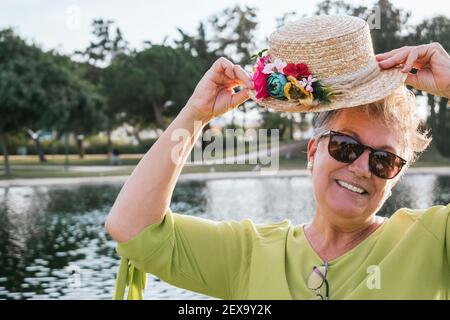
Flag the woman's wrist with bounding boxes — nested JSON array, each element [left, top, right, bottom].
[[181, 103, 213, 126]]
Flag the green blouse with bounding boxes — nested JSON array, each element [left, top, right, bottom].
[[113, 203, 450, 299]]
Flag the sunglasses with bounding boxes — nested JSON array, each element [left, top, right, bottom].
[[307, 262, 329, 300], [319, 131, 407, 179]]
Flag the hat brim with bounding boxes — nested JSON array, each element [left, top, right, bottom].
[[249, 67, 407, 113]]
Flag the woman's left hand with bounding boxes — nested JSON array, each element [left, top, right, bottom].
[[376, 43, 450, 99]]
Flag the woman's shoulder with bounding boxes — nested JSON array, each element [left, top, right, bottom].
[[389, 203, 450, 241], [220, 217, 294, 243], [391, 203, 450, 220]]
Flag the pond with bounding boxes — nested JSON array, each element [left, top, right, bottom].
[[0, 173, 449, 299]]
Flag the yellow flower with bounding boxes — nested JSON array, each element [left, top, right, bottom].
[[285, 76, 314, 102], [284, 82, 293, 100]]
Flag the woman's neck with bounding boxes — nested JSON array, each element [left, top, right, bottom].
[[303, 212, 384, 262]]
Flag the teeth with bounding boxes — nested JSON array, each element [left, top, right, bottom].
[[337, 180, 366, 194]]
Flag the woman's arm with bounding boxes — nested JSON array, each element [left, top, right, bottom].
[[376, 42, 450, 99], [105, 57, 254, 243]]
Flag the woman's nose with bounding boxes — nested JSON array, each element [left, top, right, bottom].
[[347, 149, 371, 178]]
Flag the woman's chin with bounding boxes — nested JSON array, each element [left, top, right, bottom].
[[325, 194, 368, 219]]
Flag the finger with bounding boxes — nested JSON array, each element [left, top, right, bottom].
[[213, 57, 236, 80], [401, 48, 419, 73], [228, 88, 250, 111], [406, 44, 436, 68], [378, 49, 410, 69], [376, 51, 396, 61], [376, 46, 409, 61], [224, 78, 245, 89], [233, 64, 254, 89]]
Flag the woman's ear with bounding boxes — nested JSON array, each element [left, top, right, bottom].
[[307, 137, 318, 170]]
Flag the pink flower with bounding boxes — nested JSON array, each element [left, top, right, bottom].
[[262, 58, 287, 74], [252, 56, 270, 99], [300, 75, 317, 92]]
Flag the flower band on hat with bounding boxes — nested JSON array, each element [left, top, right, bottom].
[[248, 15, 407, 113], [251, 49, 335, 107]]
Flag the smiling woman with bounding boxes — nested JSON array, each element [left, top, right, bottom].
[[304, 86, 431, 263], [106, 15, 450, 300]]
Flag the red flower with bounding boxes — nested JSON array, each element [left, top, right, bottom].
[[283, 63, 311, 78]]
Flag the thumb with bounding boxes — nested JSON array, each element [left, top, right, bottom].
[[227, 88, 250, 111], [405, 72, 420, 90]]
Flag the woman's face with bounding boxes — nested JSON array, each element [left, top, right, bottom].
[[307, 108, 404, 226]]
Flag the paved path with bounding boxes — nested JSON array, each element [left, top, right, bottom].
[[0, 166, 449, 188]]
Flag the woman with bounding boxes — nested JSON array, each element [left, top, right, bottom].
[[105, 16, 450, 299]]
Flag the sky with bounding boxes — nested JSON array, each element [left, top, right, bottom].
[[0, 0, 448, 55]]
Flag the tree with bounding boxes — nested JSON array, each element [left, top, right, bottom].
[[75, 18, 128, 154], [104, 45, 204, 135], [53, 67, 106, 159], [0, 29, 75, 175], [315, 0, 412, 53], [209, 5, 259, 129], [260, 109, 291, 141], [410, 16, 450, 157], [175, 23, 221, 151]]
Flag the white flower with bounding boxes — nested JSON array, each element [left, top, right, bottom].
[[262, 58, 287, 74], [301, 75, 317, 92]]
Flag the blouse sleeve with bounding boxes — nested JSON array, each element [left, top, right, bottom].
[[415, 203, 450, 271], [113, 207, 261, 300]]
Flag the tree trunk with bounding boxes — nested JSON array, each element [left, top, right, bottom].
[[0, 133, 11, 176], [152, 103, 166, 130], [33, 138, 47, 162], [76, 136, 85, 159], [279, 125, 287, 141], [436, 97, 450, 157], [133, 128, 142, 145], [428, 94, 450, 158], [428, 94, 436, 131], [242, 106, 247, 131], [230, 109, 236, 128], [106, 128, 113, 155]]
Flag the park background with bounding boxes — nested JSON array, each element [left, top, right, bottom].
[[0, 0, 449, 300]]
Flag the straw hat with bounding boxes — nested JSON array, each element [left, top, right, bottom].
[[249, 15, 407, 113]]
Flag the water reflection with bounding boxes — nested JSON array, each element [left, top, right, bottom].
[[0, 174, 449, 299]]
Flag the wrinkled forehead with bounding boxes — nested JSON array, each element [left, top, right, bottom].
[[327, 108, 404, 155]]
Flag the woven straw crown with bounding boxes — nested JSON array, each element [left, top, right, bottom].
[[249, 15, 407, 113]]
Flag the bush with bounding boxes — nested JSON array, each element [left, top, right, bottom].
[[3, 136, 157, 155]]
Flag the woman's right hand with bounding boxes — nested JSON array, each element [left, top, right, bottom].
[[185, 57, 254, 124]]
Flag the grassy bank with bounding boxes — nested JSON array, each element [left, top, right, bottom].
[[1, 141, 449, 180]]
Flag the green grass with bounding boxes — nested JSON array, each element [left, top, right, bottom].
[[0, 141, 448, 180], [0, 168, 134, 180], [0, 140, 274, 166], [0, 154, 142, 166]]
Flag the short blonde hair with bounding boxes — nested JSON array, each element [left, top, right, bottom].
[[312, 86, 432, 165]]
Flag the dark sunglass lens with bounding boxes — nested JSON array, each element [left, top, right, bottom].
[[370, 151, 403, 179], [329, 134, 364, 163]]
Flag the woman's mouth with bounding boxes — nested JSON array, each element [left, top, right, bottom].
[[335, 179, 368, 195]]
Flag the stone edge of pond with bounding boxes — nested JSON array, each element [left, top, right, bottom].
[[0, 167, 449, 187]]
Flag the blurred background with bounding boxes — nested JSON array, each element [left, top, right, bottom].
[[0, 0, 449, 300]]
